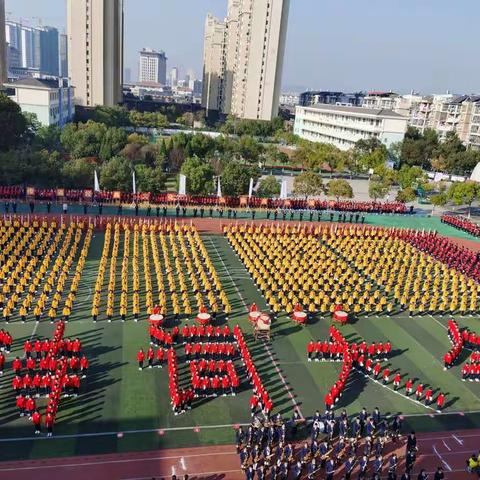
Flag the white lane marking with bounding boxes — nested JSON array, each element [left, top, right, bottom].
[[452, 433, 463, 445], [442, 439, 451, 451], [180, 456, 186, 470], [433, 444, 452, 471], [0, 451, 236, 472], [121, 470, 241, 480]]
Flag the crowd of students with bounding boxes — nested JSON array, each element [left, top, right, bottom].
[[309, 326, 446, 413], [226, 223, 480, 317], [399, 230, 480, 284], [443, 319, 464, 369], [0, 185, 409, 215], [91, 223, 230, 322], [236, 405, 444, 480], [441, 214, 480, 238], [12, 321, 88, 436], [190, 359, 239, 396], [0, 220, 92, 323]]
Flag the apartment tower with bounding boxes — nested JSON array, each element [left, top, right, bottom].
[[67, 0, 124, 106]]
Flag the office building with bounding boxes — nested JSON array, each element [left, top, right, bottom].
[[202, 0, 290, 121], [138, 48, 167, 84], [170, 67, 178, 87], [40, 27, 59, 76], [59, 34, 68, 78], [3, 77, 74, 127], [0, 0, 6, 84], [294, 104, 408, 151], [201, 14, 225, 116], [279, 92, 299, 106], [67, 0, 124, 106]]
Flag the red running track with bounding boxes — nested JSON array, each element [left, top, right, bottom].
[[0, 429, 477, 480]]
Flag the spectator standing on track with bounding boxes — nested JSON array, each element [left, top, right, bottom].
[[417, 469, 428, 480], [433, 466, 444, 480]]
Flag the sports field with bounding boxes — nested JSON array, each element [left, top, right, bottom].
[[0, 214, 479, 463]]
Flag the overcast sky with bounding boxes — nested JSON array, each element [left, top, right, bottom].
[[6, 0, 480, 94]]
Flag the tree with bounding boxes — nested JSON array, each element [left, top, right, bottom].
[[100, 156, 132, 191], [430, 193, 447, 213], [127, 133, 149, 146], [221, 162, 259, 196], [358, 148, 388, 172], [293, 171, 323, 198], [99, 127, 128, 162], [354, 137, 386, 157], [34, 125, 62, 151], [235, 135, 264, 163], [327, 179, 353, 201], [447, 181, 480, 216], [395, 187, 416, 203], [0, 93, 28, 151], [60, 121, 108, 159], [180, 157, 214, 195], [368, 180, 390, 200], [400, 127, 439, 169], [257, 176, 281, 198], [397, 165, 426, 189], [135, 164, 166, 195], [62, 158, 95, 189]]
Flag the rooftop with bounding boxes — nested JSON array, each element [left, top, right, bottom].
[[304, 103, 406, 118], [5, 77, 63, 90]]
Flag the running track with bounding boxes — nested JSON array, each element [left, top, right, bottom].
[[0, 430, 476, 479]]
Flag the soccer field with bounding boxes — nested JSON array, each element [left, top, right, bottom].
[[0, 224, 480, 462]]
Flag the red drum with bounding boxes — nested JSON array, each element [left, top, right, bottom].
[[148, 314, 164, 327], [333, 311, 348, 325], [196, 312, 211, 326], [292, 311, 307, 324], [249, 311, 261, 324]]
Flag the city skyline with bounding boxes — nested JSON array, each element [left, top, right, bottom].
[[4, 0, 480, 94]]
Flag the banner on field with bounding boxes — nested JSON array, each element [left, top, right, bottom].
[[26, 187, 35, 196], [260, 198, 269, 207], [308, 199, 316, 208], [113, 191, 121, 200], [178, 174, 186, 196], [56, 188, 65, 198], [84, 189, 93, 199], [167, 193, 178, 202], [239, 196, 248, 207]]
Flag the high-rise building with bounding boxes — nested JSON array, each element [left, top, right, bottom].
[[39, 27, 59, 76], [0, 0, 6, 84], [5, 21, 60, 77], [138, 48, 167, 84], [59, 34, 68, 78], [67, 0, 124, 106], [202, 0, 290, 121], [201, 14, 225, 116], [170, 66, 178, 87]]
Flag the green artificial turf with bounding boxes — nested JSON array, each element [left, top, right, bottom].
[[0, 225, 479, 461]]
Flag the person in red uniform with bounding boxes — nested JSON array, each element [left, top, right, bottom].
[[365, 358, 373, 374], [382, 368, 390, 385], [325, 391, 334, 411], [415, 383, 423, 400], [24, 340, 33, 358], [436, 392, 445, 411], [136, 349, 145, 370], [383, 342, 392, 361], [156, 348, 164, 368], [373, 362, 382, 379], [425, 388, 433, 405], [221, 375, 230, 396], [80, 355, 89, 378], [443, 351, 453, 370], [16, 394, 26, 416], [393, 373, 401, 390], [147, 347, 154, 368], [250, 394, 259, 416], [32, 410, 42, 435], [25, 396, 36, 419], [12, 357, 22, 375], [405, 378, 413, 396], [45, 412, 54, 437]]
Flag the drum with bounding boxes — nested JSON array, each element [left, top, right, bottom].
[[148, 314, 164, 326], [196, 312, 211, 325], [333, 311, 348, 325], [249, 311, 261, 324], [257, 314, 271, 331], [293, 311, 307, 324]]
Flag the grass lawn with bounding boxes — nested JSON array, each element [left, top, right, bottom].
[[0, 225, 479, 461]]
